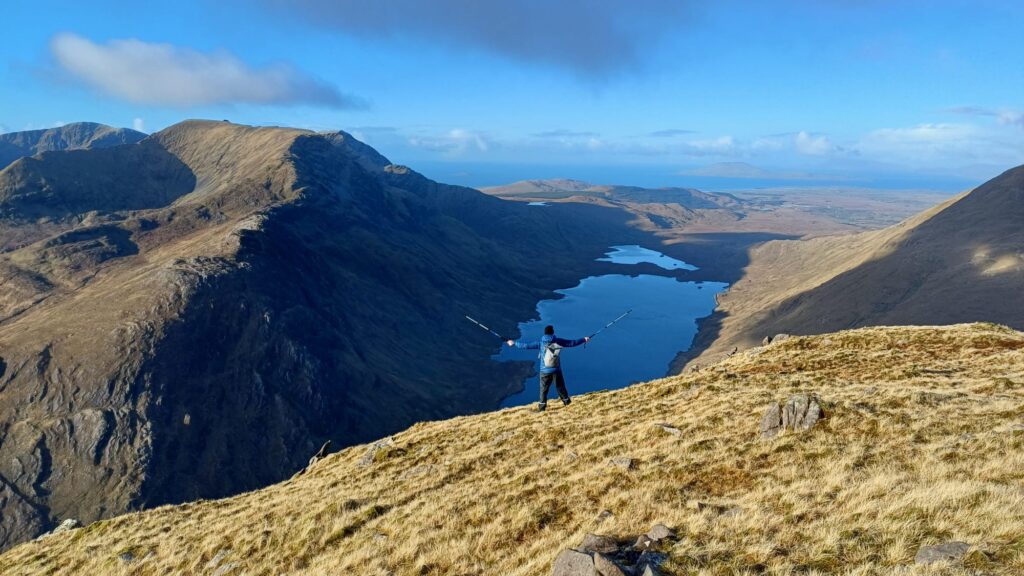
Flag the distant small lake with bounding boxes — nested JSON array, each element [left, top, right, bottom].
[[527, 201, 549, 206], [598, 245, 697, 270], [498, 246, 726, 407]]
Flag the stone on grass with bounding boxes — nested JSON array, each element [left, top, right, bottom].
[[914, 541, 971, 565], [50, 518, 81, 535], [609, 457, 635, 470], [759, 402, 784, 439], [358, 438, 395, 467], [552, 549, 597, 576], [593, 552, 628, 576], [580, 533, 619, 554], [646, 524, 675, 542], [653, 423, 682, 437]]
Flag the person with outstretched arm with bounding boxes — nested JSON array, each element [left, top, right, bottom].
[[507, 325, 589, 412]]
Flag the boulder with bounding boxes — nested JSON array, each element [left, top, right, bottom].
[[782, 394, 823, 432], [580, 533, 619, 554], [593, 552, 628, 576], [760, 394, 824, 439], [552, 549, 598, 576], [914, 541, 971, 565], [759, 402, 783, 440], [50, 518, 81, 535]]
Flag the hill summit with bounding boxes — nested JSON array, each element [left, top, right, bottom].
[[3, 323, 1023, 575]]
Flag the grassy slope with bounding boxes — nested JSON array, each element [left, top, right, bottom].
[[4, 323, 1024, 575]]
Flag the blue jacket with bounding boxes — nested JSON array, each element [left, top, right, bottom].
[[515, 334, 586, 374]]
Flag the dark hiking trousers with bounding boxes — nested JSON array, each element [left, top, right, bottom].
[[539, 371, 570, 407]]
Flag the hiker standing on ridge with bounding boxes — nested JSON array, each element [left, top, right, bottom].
[[507, 325, 589, 412]]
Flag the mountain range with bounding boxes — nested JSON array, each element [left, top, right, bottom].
[[0, 120, 666, 550]]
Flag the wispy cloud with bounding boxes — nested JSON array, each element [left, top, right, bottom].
[[531, 129, 600, 138], [50, 33, 363, 109], [648, 129, 696, 137], [948, 105, 1024, 129], [408, 129, 492, 155], [262, 0, 695, 76]]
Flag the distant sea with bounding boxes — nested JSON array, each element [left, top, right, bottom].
[[413, 162, 981, 193]]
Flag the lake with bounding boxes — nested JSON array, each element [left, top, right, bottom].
[[497, 246, 727, 407]]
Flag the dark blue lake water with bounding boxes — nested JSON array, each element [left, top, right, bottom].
[[497, 246, 727, 407]]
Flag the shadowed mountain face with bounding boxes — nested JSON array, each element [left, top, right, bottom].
[[687, 165, 1024, 366], [0, 121, 645, 550], [0, 123, 146, 170]]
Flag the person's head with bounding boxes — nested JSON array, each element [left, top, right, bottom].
[[544, 325, 554, 335]]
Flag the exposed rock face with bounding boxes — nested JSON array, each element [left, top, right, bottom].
[[0, 122, 146, 170], [0, 120, 647, 550], [760, 394, 824, 439]]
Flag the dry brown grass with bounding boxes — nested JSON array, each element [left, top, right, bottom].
[[4, 323, 1024, 575]]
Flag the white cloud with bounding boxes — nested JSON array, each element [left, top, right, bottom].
[[794, 131, 838, 155], [132, 118, 145, 132], [408, 129, 491, 155], [949, 106, 1024, 129], [50, 33, 361, 109]]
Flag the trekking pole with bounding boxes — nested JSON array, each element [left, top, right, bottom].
[[464, 315, 506, 340], [587, 309, 633, 342]]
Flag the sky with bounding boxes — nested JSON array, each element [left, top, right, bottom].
[[1, 0, 1022, 190]]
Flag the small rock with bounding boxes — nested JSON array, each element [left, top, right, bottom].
[[593, 552, 628, 576], [358, 438, 395, 467], [761, 335, 772, 346], [646, 524, 675, 542], [633, 534, 653, 550], [726, 346, 739, 357], [772, 333, 791, 344], [50, 518, 81, 535], [206, 549, 230, 570], [594, 510, 614, 524], [914, 541, 971, 565], [579, 533, 619, 554], [118, 552, 135, 563], [653, 423, 682, 437], [609, 457, 635, 470], [551, 549, 598, 576], [373, 533, 388, 544]]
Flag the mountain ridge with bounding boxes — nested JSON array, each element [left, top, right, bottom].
[[3, 322, 1022, 575], [0, 120, 654, 550]]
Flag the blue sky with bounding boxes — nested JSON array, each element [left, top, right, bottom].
[[1, 0, 1022, 190]]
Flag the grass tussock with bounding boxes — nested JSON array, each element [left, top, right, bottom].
[[3, 323, 1024, 575]]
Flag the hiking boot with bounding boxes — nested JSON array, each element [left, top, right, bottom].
[[535, 403, 547, 413], [562, 398, 572, 406]]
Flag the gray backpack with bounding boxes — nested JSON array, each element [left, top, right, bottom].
[[542, 341, 562, 369]]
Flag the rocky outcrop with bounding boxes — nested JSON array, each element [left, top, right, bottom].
[[759, 394, 824, 439], [552, 526, 675, 576]]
